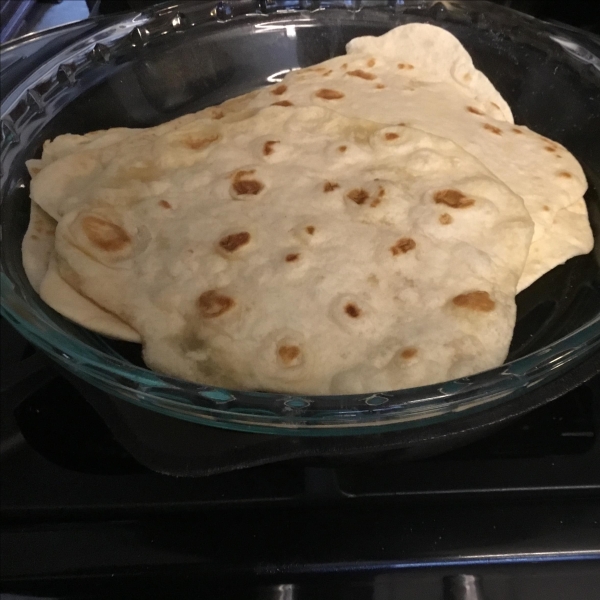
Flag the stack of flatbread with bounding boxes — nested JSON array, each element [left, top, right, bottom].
[[22, 24, 593, 395]]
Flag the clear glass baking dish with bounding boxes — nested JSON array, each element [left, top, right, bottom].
[[1, 0, 599, 435]]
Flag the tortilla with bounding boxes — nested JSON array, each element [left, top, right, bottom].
[[45, 105, 532, 394], [22, 200, 56, 293], [21, 22, 593, 394], [41, 256, 142, 342], [22, 201, 141, 342], [30, 24, 591, 292], [519, 197, 594, 291], [197, 23, 592, 291]]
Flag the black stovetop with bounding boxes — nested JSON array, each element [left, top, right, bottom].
[[1, 317, 600, 598]]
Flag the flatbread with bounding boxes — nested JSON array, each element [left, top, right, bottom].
[[519, 197, 594, 291], [21, 22, 592, 395], [27, 24, 592, 293], [40, 256, 141, 342], [44, 105, 532, 394], [22, 201, 141, 342], [191, 23, 592, 291], [22, 200, 56, 292]]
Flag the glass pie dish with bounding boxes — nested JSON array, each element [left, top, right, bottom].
[[1, 0, 599, 435]]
